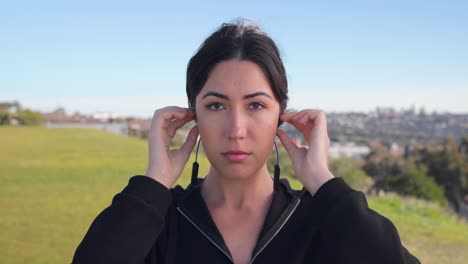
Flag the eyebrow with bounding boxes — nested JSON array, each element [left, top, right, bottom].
[[201, 91, 273, 100]]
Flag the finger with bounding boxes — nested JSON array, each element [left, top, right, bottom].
[[286, 109, 322, 119], [166, 116, 195, 137], [281, 111, 311, 126], [276, 128, 299, 158], [164, 110, 194, 122], [284, 110, 324, 135], [280, 111, 309, 134], [179, 126, 199, 159], [280, 111, 301, 121], [297, 110, 328, 138], [305, 110, 328, 133], [172, 116, 195, 129], [150, 107, 194, 149], [151, 107, 188, 131], [280, 113, 303, 129], [292, 110, 320, 124], [157, 107, 193, 123], [160, 110, 194, 130], [281, 110, 299, 117]]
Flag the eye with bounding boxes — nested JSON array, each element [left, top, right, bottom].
[[249, 102, 266, 110], [207, 102, 225, 111]]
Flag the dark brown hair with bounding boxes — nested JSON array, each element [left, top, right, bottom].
[[186, 19, 288, 113]]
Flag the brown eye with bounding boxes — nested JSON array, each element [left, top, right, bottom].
[[207, 102, 224, 111], [249, 102, 265, 110]]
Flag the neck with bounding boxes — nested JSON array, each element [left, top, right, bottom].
[[201, 165, 274, 210]]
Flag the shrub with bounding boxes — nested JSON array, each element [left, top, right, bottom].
[[389, 166, 447, 206], [0, 111, 11, 125], [14, 110, 44, 126], [330, 158, 374, 192]]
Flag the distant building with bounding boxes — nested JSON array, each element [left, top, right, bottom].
[[10, 118, 20, 126], [128, 119, 152, 139], [42, 108, 128, 136], [389, 142, 404, 157], [46, 122, 128, 136], [91, 112, 121, 121], [329, 142, 370, 159]]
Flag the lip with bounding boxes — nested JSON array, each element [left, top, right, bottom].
[[221, 150, 251, 162]]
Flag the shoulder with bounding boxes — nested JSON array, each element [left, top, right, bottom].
[[277, 178, 305, 198], [287, 177, 359, 217], [169, 178, 205, 204]]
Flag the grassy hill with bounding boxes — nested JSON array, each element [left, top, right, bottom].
[[0, 127, 467, 263]]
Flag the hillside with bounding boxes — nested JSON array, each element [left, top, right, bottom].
[[0, 127, 466, 263]]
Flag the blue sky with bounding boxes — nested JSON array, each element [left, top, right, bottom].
[[1, 0, 467, 117]]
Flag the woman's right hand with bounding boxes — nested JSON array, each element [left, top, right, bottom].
[[145, 106, 199, 189]]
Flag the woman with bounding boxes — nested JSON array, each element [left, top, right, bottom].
[[73, 20, 421, 264]]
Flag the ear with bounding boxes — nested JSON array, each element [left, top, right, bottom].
[[277, 110, 284, 127], [277, 119, 283, 127], [190, 106, 197, 123]]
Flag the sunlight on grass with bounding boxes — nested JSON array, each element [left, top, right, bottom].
[[1, 127, 467, 264]]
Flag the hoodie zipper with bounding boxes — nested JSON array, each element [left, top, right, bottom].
[[177, 196, 301, 264], [177, 207, 235, 263], [249, 197, 301, 264]]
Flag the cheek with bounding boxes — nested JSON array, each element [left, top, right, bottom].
[[256, 121, 275, 136], [195, 113, 219, 148], [197, 119, 212, 139], [254, 113, 279, 133]]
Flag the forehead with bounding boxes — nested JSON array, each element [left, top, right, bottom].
[[199, 59, 273, 97]]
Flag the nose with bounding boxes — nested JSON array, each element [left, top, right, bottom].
[[226, 108, 247, 140]]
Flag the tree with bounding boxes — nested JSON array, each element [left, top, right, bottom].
[[460, 135, 468, 158], [389, 166, 447, 206], [329, 158, 374, 192], [460, 135, 468, 203], [12, 100, 22, 112], [0, 102, 43, 126], [14, 109, 44, 126], [0, 101, 22, 113], [419, 137, 467, 212], [0, 111, 11, 125], [363, 146, 406, 191]]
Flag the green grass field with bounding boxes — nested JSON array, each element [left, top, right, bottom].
[[1, 127, 467, 263]]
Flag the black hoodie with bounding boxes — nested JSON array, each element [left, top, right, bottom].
[[72, 176, 421, 264]]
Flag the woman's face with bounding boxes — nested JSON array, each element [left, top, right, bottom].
[[195, 59, 280, 180]]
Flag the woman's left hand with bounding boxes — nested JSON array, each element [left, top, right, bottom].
[[276, 109, 335, 195]]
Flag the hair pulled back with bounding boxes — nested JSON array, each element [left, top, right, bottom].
[[186, 19, 288, 113]]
